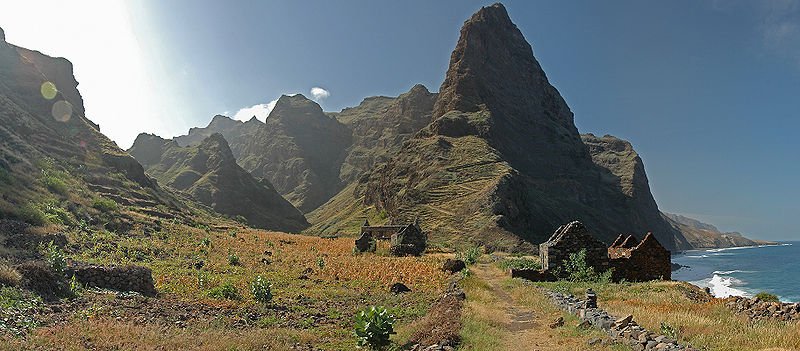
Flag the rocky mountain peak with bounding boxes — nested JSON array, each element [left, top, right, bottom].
[[208, 114, 239, 129], [430, 2, 587, 177], [0, 26, 5, 42]]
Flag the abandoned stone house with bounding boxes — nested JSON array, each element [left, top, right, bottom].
[[534, 220, 671, 282], [354, 218, 427, 256], [540, 221, 609, 273], [608, 232, 671, 281]]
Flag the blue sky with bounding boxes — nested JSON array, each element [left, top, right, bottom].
[[2, 1, 799, 240]]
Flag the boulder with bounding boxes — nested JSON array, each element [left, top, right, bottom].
[[441, 259, 466, 273], [390, 282, 412, 294]]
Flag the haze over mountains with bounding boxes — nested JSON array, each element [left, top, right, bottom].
[[128, 4, 764, 251]]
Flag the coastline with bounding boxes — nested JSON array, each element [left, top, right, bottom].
[[672, 242, 797, 302]]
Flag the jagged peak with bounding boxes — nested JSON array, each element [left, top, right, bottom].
[[245, 115, 261, 124], [0, 26, 5, 42]]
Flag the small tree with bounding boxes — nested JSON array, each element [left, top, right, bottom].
[[40, 241, 67, 276], [560, 249, 596, 282], [354, 306, 396, 350]]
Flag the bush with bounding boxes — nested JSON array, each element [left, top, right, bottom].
[[250, 276, 273, 304], [92, 197, 118, 212], [228, 253, 240, 266], [40, 241, 67, 276], [42, 175, 67, 195], [18, 204, 48, 226], [456, 246, 482, 266], [557, 249, 613, 283], [755, 292, 779, 302], [499, 257, 541, 271], [207, 282, 240, 300], [316, 257, 325, 270], [354, 306, 396, 350], [0, 264, 21, 287], [41, 201, 73, 226]]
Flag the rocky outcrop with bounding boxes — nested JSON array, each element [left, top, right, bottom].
[[129, 133, 309, 232]]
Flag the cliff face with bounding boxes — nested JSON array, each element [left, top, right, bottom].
[[662, 212, 772, 249], [334, 84, 437, 183], [0, 31, 183, 228], [129, 133, 308, 232], [311, 4, 691, 251], [173, 95, 352, 213]]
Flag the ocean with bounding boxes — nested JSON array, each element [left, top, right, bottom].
[[672, 242, 800, 302]]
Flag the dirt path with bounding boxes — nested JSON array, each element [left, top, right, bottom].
[[466, 263, 616, 351]]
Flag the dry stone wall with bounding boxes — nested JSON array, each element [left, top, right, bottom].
[[68, 264, 157, 296]]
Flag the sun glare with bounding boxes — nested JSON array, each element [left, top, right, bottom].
[[0, 0, 162, 148]]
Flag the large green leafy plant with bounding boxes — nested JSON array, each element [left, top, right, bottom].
[[353, 306, 396, 350]]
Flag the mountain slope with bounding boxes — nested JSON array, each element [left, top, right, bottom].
[[129, 133, 308, 232], [0, 28, 186, 239], [309, 4, 691, 251], [174, 95, 352, 212]]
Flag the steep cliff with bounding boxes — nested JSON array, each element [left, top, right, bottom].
[[129, 133, 308, 232]]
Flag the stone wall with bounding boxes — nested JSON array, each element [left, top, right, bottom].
[[540, 221, 608, 272], [543, 287, 697, 351], [68, 264, 157, 296], [609, 233, 671, 282], [725, 295, 800, 322]]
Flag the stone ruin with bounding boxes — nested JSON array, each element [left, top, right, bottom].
[[608, 233, 671, 281], [540, 221, 609, 273], [67, 264, 157, 296], [354, 218, 427, 256], [514, 221, 671, 283]]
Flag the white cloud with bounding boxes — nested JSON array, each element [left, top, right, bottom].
[[232, 99, 278, 122], [310, 87, 330, 101]]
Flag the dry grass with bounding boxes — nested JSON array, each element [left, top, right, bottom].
[[536, 280, 800, 351], [0, 263, 21, 287], [460, 263, 629, 351], [1, 318, 315, 351]]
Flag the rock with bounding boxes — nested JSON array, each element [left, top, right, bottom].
[[441, 259, 466, 273], [548, 316, 564, 329], [390, 282, 412, 294], [587, 337, 601, 346]]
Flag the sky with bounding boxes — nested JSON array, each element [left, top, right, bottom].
[[0, 0, 798, 240]]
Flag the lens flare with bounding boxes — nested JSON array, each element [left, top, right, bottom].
[[41, 81, 57, 100], [51, 100, 72, 122]]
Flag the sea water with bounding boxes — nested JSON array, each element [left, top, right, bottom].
[[672, 242, 799, 302]]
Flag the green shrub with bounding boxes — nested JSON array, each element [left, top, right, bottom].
[[42, 175, 67, 195], [207, 282, 240, 300], [353, 306, 396, 350], [499, 257, 541, 271], [0, 287, 43, 336], [228, 253, 240, 266], [92, 197, 118, 212], [250, 276, 273, 304], [40, 241, 67, 276], [556, 249, 614, 283], [68, 274, 82, 297], [316, 257, 325, 270], [755, 292, 779, 302], [456, 246, 482, 265], [41, 201, 73, 226], [18, 204, 48, 226], [0, 264, 21, 287]]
